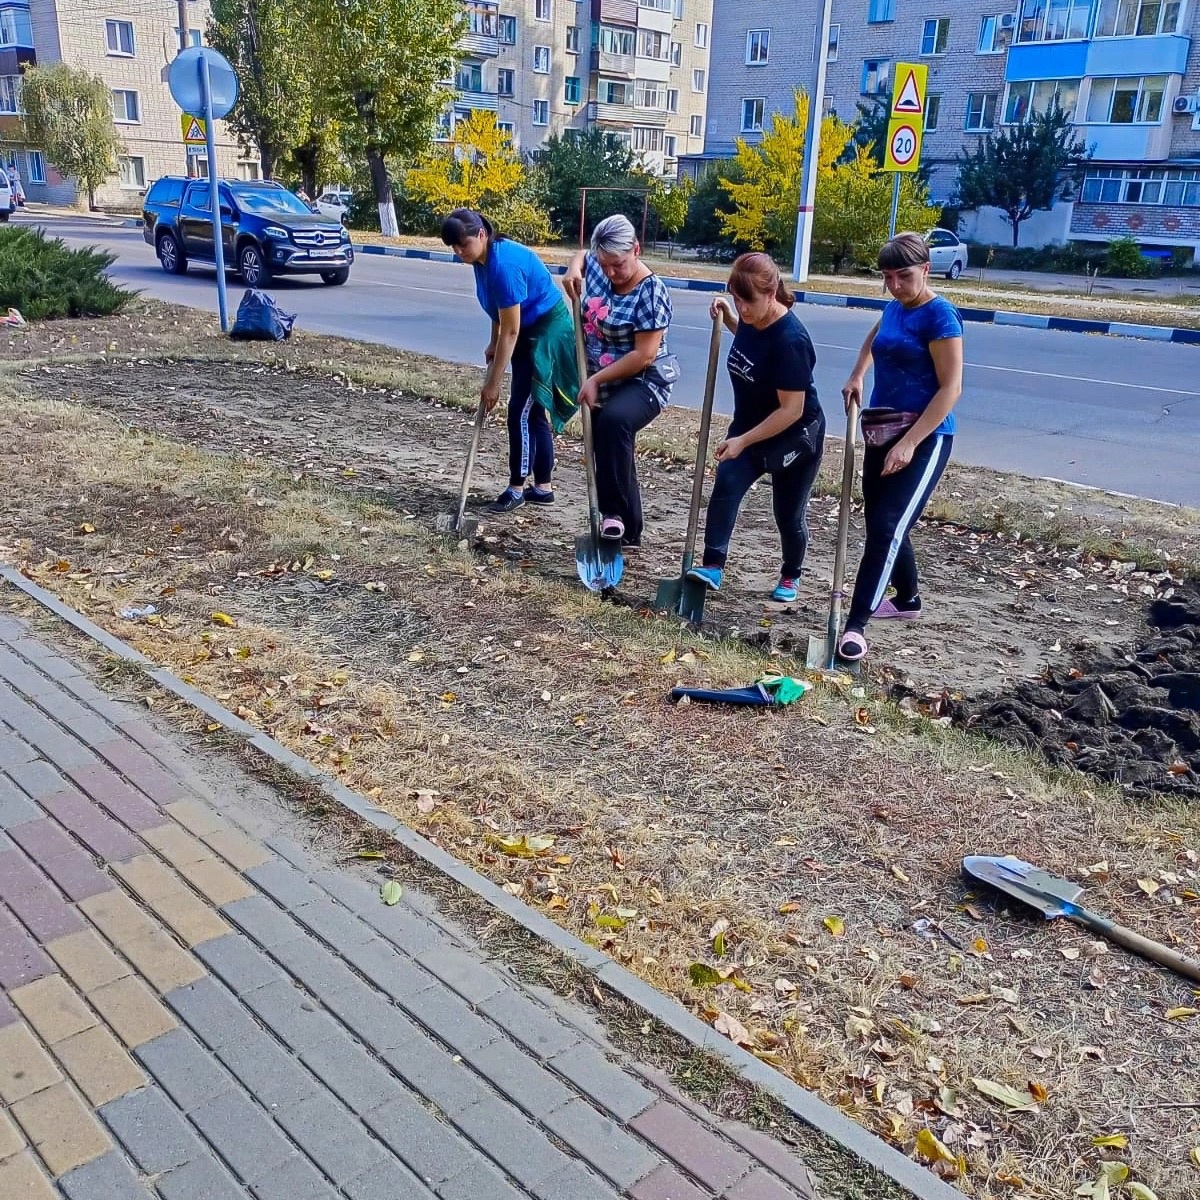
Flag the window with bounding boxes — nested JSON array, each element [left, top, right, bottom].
[[746, 29, 769, 64], [741, 97, 765, 132], [965, 91, 998, 130], [457, 61, 484, 91], [118, 156, 145, 189], [498, 15, 516, 43], [176, 27, 203, 47], [533, 99, 549, 124], [105, 19, 134, 55], [1096, 0, 1185, 36], [921, 17, 950, 54], [565, 25, 579, 52], [632, 126, 664, 151], [693, 68, 705, 91], [111, 89, 140, 123], [670, 41, 682, 65], [639, 29, 670, 58], [925, 93, 941, 131], [598, 79, 630, 104], [598, 26, 636, 55], [868, 0, 895, 22], [664, 133, 677, 157], [639, 0, 672, 8], [635, 79, 665, 108], [1082, 166, 1200, 204], [27, 150, 45, 185], [666, 87, 678, 112], [535, 0, 551, 20], [861, 59, 891, 95], [1004, 77, 1080, 122], [1017, 0, 1092, 42], [236, 160, 262, 181], [564, 75, 581, 104], [533, 45, 550, 72], [498, 121, 516, 139], [827, 24, 840, 61], [694, 22, 708, 47], [0, 10, 19, 45], [497, 68, 514, 95], [466, 2, 497, 36], [977, 14, 1004, 53], [690, 113, 703, 136], [1086, 74, 1167, 122], [673, 0, 683, 16], [193, 157, 209, 179], [0, 75, 18, 114]]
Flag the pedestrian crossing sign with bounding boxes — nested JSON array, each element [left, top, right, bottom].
[[181, 115, 207, 146]]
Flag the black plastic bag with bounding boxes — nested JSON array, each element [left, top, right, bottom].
[[230, 288, 296, 341]]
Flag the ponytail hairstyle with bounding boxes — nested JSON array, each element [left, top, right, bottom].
[[877, 232, 930, 270], [440, 208, 500, 248], [727, 252, 795, 308]]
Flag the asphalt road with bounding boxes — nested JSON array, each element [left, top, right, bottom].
[[20, 213, 1200, 506]]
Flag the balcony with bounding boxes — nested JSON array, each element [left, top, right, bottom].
[[588, 100, 634, 123], [631, 105, 668, 127], [1079, 120, 1172, 162], [455, 88, 500, 112], [459, 1, 499, 57], [591, 49, 636, 77], [1007, 34, 1190, 82], [592, 0, 638, 25]]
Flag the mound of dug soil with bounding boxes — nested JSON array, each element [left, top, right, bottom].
[[963, 584, 1200, 797]]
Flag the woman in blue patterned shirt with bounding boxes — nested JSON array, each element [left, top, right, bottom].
[[564, 215, 676, 548]]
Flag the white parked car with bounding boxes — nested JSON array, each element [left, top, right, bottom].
[[315, 187, 352, 222], [925, 228, 968, 280], [0, 169, 12, 221]]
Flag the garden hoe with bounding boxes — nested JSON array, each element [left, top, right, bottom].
[[572, 295, 622, 593], [436, 394, 486, 540], [963, 854, 1200, 983], [654, 309, 723, 622], [806, 397, 860, 673]]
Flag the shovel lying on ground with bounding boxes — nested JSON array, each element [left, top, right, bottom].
[[806, 397, 860, 673], [436, 394, 487, 539], [654, 310, 723, 622], [572, 296, 622, 592], [963, 854, 1200, 983]]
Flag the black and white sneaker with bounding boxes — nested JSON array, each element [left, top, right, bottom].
[[522, 486, 555, 505], [486, 488, 525, 513]]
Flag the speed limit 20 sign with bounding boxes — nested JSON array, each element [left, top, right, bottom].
[[884, 63, 927, 173]]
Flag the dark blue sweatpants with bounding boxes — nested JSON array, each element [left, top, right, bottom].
[[507, 338, 554, 487]]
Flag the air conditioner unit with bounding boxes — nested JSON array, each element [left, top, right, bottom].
[[999, 13, 1017, 30], [1174, 94, 1200, 114]]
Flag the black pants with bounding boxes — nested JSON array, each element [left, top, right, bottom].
[[846, 432, 953, 630], [506, 338, 554, 487], [701, 424, 825, 578], [592, 379, 660, 543]]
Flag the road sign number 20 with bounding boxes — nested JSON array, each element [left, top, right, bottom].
[[890, 126, 917, 165]]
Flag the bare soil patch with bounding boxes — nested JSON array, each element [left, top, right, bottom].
[[3, 311, 1199, 1200]]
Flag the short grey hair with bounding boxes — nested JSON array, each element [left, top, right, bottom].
[[590, 214, 637, 256]]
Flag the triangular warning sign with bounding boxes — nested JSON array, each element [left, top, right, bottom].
[[184, 118, 204, 141], [893, 70, 923, 115]]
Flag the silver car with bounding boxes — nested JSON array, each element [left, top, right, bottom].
[[925, 227, 968, 280]]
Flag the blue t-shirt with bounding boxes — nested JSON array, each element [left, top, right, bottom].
[[472, 238, 561, 327], [869, 295, 962, 437]]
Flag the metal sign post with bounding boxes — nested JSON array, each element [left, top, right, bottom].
[[792, 0, 835, 283], [167, 47, 240, 332], [883, 63, 927, 238]]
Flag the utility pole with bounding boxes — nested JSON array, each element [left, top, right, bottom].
[[792, 0, 834, 284], [177, 0, 195, 176]]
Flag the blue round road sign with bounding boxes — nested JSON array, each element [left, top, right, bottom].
[[168, 47, 239, 120]]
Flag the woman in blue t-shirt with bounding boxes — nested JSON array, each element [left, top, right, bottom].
[[441, 209, 579, 513], [685, 253, 825, 602], [837, 232, 964, 662]]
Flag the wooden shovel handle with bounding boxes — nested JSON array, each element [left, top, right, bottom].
[[1074, 908, 1200, 984], [572, 296, 601, 540], [454, 396, 488, 531], [682, 311, 725, 565]]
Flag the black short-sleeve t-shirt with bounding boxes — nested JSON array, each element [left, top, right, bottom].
[[726, 311, 820, 446]]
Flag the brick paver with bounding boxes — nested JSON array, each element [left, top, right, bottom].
[[0, 617, 826, 1200]]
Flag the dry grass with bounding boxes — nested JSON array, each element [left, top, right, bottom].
[[2, 356, 1199, 1200]]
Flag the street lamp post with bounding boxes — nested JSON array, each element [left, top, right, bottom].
[[792, 0, 835, 284]]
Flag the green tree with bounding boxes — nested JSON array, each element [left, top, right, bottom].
[[679, 159, 741, 253], [309, 0, 463, 236], [18, 64, 124, 210], [954, 103, 1091, 247], [649, 177, 693, 257], [849, 96, 889, 168], [537, 128, 639, 238]]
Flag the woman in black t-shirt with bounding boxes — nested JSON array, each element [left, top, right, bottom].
[[687, 253, 825, 602]]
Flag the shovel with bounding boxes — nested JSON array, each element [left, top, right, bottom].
[[806, 397, 860, 672], [436, 394, 486, 540], [654, 309, 724, 621], [572, 296, 622, 592], [963, 854, 1200, 983]]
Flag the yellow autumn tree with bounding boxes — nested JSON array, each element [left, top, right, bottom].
[[406, 109, 524, 213]]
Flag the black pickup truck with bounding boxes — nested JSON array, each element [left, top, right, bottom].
[[142, 177, 354, 286]]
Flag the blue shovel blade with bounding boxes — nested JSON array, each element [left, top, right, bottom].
[[576, 536, 623, 592]]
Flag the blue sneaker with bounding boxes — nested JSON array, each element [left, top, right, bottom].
[[771, 576, 799, 603], [686, 566, 723, 591]]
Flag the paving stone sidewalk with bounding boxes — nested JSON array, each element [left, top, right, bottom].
[[0, 615, 826, 1200]]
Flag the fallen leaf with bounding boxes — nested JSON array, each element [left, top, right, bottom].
[[493, 833, 555, 858], [713, 1010, 751, 1046], [1165, 1007, 1198, 1020], [972, 937, 989, 955], [1126, 1185, 1158, 1200], [823, 915, 846, 938], [1091, 1133, 1129, 1149], [774, 978, 797, 995], [990, 985, 1019, 1004], [972, 1077, 1039, 1112], [594, 914, 626, 929], [379, 881, 403, 906], [891, 864, 910, 883], [915, 1127, 957, 1165], [210, 611, 236, 627], [354, 851, 386, 860], [659, 648, 676, 664], [898, 972, 918, 990], [1028, 1079, 1049, 1103], [853, 706, 871, 726], [1061, 947, 1082, 961], [1191, 1146, 1200, 1168], [78, 522, 95, 534], [1137, 878, 1161, 896], [778, 901, 802, 914], [688, 962, 723, 988]]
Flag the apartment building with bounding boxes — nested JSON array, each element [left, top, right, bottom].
[[697, 0, 1200, 255], [452, 0, 714, 175], [0, 0, 247, 209]]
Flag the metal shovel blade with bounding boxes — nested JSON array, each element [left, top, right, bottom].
[[962, 854, 1084, 920], [677, 577, 708, 623], [435, 512, 479, 540], [576, 535, 623, 592]]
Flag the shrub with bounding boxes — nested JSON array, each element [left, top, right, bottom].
[[0, 226, 135, 320], [491, 197, 554, 246], [1104, 235, 1151, 278]]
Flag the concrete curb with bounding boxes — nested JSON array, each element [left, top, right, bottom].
[[355, 242, 1200, 344], [0, 565, 959, 1200]]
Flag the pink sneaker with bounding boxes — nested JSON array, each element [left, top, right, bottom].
[[874, 598, 921, 620]]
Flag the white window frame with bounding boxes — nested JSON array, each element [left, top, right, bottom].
[[861, 59, 891, 96], [638, 29, 669, 59], [827, 24, 840, 61], [964, 91, 998, 131], [746, 29, 769, 65], [1003, 77, 1081, 123], [532, 98, 550, 125], [27, 149, 46, 184], [535, 0, 552, 21], [921, 17, 950, 56], [664, 133, 677, 157], [689, 113, 702, 136], [631, 125, 664, 152], [1096, 0, 1186, 37], [673, 0, 683, 16], [498, 15, 516, 44], [694, 22, 708, 47], [1084, 73, 1168, 124], [105, 19, 135, 56], [497, 120, 516, 139], [111, 89, 140, 124], [497, 67, 515, 95], [977, 14, 1003, 53], [666, 87, 678, 112], [565, 25, 579, 53], [0, 75, 19, 114], [564, 75, 581, 104], [533, 45, 551, 73], [118, 155, 145, 189], [670, 40, 682, 65], [236, 160, 262, 181], [1017, 0, 1092, 42], [741, 97, 765, 132], [635, 78, 666, 109], [925, 93, 942, 131], [692, 68, 705, 92]]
